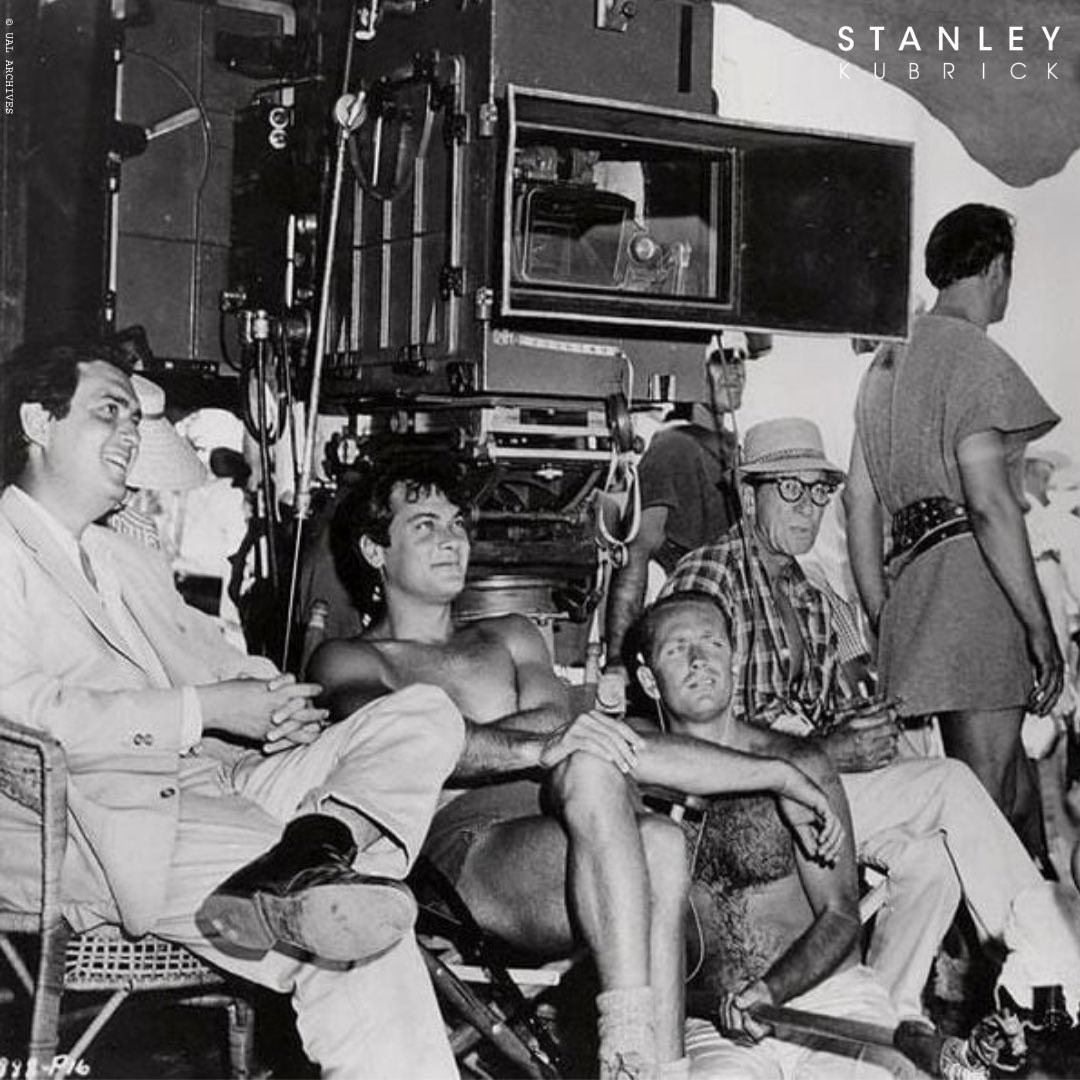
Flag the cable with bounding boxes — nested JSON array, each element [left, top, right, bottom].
[[218, 310, 243, 372], [347, 84, 435, 203], [282, 87, 366, 666], [276, 321, 302, 499], [654, 694, 708, 983], [685, 883, 707, 984], [618, 349, 635, 409]]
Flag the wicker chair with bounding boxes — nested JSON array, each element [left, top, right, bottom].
[[0, 715, 256, 1078]]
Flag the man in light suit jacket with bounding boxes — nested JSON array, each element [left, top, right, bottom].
[[0, 340, 465, 1077]]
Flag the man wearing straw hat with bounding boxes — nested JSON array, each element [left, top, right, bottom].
[[660, 416, 1050, 1029]]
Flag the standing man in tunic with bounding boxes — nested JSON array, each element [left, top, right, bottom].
[[845, 203, 1063, 859]]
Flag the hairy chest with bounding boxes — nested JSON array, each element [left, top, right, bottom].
[[690, 794, 795, 892], [380, 630, 520, 721]]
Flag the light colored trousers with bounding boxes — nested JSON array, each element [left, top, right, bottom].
[[842, 754, 1042, 1020], [72, 684, 465, 1079], [685, 965, 915, 1079]]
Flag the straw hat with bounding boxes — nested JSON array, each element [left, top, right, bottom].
[[127, 374, 208, 491], [739, 417, 845, 481]]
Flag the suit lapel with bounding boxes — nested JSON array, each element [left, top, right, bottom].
[[0, 488, 144, 668], [86, 537, 177, 686]]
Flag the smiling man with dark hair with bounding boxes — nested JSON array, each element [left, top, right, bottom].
[[0, 341, 465, 1077]]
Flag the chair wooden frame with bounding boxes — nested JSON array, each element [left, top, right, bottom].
[[0, 716, 255, 1078], [412, 856, 577, 1079]]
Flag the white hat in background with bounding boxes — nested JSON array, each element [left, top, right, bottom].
[[177, 407, 246, 458], [1026, 446, 1072, 471], [127, 374, 208, 491]]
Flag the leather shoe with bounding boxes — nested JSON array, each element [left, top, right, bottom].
[[197, 814, 416, 963]]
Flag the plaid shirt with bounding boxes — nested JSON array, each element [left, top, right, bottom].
[[658, 527, 842, 732]]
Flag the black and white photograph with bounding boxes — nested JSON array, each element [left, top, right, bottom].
[[2, 1, 1080, 1077]]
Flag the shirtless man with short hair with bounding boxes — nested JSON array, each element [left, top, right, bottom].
[[310, 456, 844, 1080], [633, 592, 914, 1080]]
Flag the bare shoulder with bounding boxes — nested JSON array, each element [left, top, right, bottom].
[[464, 614, 566, 711], [309, 635, 386, 686], [472, 612, 546, 654]]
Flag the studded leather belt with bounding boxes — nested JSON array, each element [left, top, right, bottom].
[[888, 495, 972, 569]]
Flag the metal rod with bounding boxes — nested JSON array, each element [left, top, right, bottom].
[[282, 88, 367, 665], [474, 511, 580, 524], [253, 334, 280, 597], [750, 1002, 896, 1048], [748, 1003, 959, 1078]]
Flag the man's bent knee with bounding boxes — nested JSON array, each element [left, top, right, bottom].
[[934, 756, 994, 803], [897, 756, 993, 818], [549, 752, 634, 826], [884, 833, 962, 907], [374, 683, 466, 768]]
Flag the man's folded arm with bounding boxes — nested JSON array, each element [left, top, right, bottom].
[[0, 560, 276, 758], [632, 731, 834, 810]]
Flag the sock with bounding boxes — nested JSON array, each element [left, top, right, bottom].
[[597, 986, 657, 1080], [658, 1056, 689, 1080]]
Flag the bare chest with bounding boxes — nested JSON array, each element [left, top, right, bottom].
[[378, 634, 519, 722]]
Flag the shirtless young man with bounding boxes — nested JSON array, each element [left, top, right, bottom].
[[309, 456, 844, 1080], [633, 592, 914, 1080]]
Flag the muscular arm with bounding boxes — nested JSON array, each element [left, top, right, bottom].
[[635, 730, 833, 810], [308, 638, 392, 720], [308, 637, 549, 775], [454, 616, 644, 779], [631, 718, 844, 861], [452, 615, 569, 776], [760, 753, 861, 1005], [959, 430, 1063, 712], [312, 617, 642, 780], [843, 430, 887, 632], [604, 505, 669, 671]]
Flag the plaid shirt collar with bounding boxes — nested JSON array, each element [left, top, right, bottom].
[[660, 526, 838, 729]]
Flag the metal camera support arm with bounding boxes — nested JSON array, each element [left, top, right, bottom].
[[281, 89, 367, 665]]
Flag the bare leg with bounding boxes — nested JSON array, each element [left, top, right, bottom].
[[554, 753, 654, 988], [456, 754, 652, 981], [938, 707, 1047, 863], [454, 754, 683, 1075], [639, 813, 690, 1062]]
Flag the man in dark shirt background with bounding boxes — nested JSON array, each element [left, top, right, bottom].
[[601, 334, 768, 705]]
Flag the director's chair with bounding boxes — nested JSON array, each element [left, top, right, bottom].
[[411, 854, 581, 1079]]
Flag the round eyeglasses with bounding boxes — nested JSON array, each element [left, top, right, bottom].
[[758, 476, 838, 507]]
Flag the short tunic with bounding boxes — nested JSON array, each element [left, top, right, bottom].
[[855, 313, 1058, 716]]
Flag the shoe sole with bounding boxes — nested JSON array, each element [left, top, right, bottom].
[[199, 881, 417, 964]]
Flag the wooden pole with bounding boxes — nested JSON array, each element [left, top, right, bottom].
[[747, 1002, 976, 1078]]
